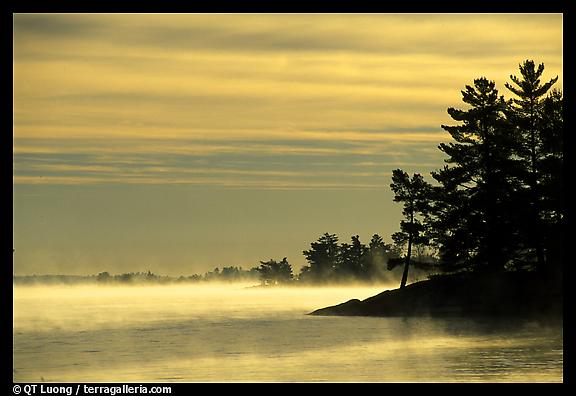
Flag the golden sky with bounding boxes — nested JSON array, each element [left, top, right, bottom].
[[13, 13, 563, 275]]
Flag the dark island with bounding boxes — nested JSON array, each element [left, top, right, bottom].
[[310, 271, 562, 319]]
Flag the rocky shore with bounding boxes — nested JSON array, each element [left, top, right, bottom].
[[309, 271, 562, 319]]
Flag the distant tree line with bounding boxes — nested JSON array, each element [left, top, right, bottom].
[[299, 233, 424, 284], [252, 232, 436, 286], [198, 266, 260, 283], [13, 268, 261, 285]]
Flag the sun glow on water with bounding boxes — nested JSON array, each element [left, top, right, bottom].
[[13, 283, 562, 382]]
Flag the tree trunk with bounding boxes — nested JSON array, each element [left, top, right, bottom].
[[400, 226, 413, 289]]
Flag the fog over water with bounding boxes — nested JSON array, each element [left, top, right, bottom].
[[13, 283, 563, 382]]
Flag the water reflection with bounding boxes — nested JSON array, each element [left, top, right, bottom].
[[13, 284, 562, 382]]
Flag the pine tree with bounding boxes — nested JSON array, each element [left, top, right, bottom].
[[367, 234, 401, 279], [538, 89, 564, 277], [337, 235, 368, 280], [430, 78, 517, 272], [257, 258, 293, 285], [504, 60, 560, 272], [301, 233, 340, 283], [390, 169, 432, 288]]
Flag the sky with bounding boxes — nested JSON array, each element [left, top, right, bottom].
[[12, 13, 563, 276]]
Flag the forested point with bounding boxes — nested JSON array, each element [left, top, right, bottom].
[[269, 59, 564, 290], [311, 59, 563, 317]]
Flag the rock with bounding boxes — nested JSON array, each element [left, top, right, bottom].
[[309, 271, 562, 319]]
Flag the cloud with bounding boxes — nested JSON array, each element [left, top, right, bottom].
[[13, 14, 562, 188], [13, 135, 443, 188], [13, 14, 103, 36], [14, 14, 562, 57]]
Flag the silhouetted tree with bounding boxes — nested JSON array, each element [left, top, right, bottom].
[[96, 271, 110, 283], [118, 273, 133, 283], [145, 270, 158, 281], [539, 90, 564, 276], [390, 169, 432, 288], [203, 267, 221, 281], [505, 60, 560, 273], [336, 235, 368, 280], [366, 234, 402, 280], [257, 258, 293, 285], [301, 233, 340, 283], [429, 77, 519, 273]]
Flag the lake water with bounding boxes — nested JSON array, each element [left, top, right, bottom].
[[13, 283, 563, 382]]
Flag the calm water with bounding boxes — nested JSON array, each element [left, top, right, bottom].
[[13, 283, 563, 382]]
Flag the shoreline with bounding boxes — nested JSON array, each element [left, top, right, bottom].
[[309, 271, 563, 319]]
